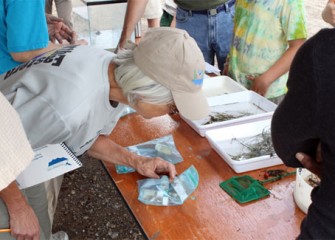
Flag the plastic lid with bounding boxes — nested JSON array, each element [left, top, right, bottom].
[[220, 175, 270, 203]]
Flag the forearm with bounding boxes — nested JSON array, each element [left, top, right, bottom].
[[261, 39, 306, 84], [170, 15, 176, 28], [118, 0, 148, 48], [88, 135, 177, 179], [10, 42, 61, 63], [0, 182, 40, 238], [87, 135, 144, 169], [0, 182, 28, 212]]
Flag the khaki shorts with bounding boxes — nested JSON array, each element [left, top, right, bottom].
[[143, 0, 163, 19]]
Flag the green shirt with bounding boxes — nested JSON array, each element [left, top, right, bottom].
[[228, 0, 307, 99], [175, 0, 226, 11]]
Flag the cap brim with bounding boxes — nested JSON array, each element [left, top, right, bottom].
[[172, 90, 210, 120]]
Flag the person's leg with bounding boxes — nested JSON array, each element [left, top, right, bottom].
[[176, 8, 214, 66], [45, 0, 53, 15], [44, 176, 63, 226], [213, 1, 235, 71], [25, 183, 51, 240], [54, 0, 73, 29], [147, 18, 160, 28]]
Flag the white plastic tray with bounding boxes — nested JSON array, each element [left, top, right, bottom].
[[182, 91, 277, 137], [205, 118, 283, 173], [202, 75, 247, 97]]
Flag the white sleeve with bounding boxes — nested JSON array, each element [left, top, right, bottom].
[[0, 93, 34, 190]]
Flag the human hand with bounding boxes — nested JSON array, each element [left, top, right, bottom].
[[46, 14, 63, 24], [222, 62, 229, 75], [48, 22, 88, 45], [247, 74, 271, 96], [8, 201, 40, 240], [295, 143, 322, 179], [48, 20, 76, 44], [116, 37, 127, 52], [322, 0, 335, 26], [46, 14, 73, 44], [134, 157, 177, 180]]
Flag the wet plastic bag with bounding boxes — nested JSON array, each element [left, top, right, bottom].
[[116, 135, 183, 174], [137, 165, 199, 206]]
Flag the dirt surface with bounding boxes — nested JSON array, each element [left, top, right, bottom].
[[52, 154, 146, 240]]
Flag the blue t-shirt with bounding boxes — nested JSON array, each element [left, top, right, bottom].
[[0, 0, 49, 74]]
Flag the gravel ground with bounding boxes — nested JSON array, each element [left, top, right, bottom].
[[52, 155, 146, 240], [52, 1, 329, 239]]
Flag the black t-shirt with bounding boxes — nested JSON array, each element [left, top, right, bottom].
[[272, 28, 335, 239]]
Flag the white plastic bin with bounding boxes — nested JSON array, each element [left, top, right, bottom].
[[205, 118, 283, 173]]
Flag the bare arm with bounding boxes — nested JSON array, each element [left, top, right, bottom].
[[88, 135, 177, 180], [248, 38, 306, 96], [170, 15, 176, 28], [117, 0, 148, 50], [322, 0, 335, 27], [0, 182, 40, 240], [10, 13, 88, 63], [10, 42, 61, 63]]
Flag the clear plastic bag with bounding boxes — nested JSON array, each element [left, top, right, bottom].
[[116, 135, 183, 174], [137, 165, 199, 206]]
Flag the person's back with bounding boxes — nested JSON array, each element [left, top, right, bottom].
[[1, 45, 125, 155], [227, 0, 307, 103]]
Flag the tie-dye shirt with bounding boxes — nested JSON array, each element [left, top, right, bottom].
[[228, 0, 307, 98]]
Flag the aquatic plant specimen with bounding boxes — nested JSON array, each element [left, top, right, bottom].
[[305, 174, 320, 187], [229, 128, 275, 161], [203, 111, 252, 125]]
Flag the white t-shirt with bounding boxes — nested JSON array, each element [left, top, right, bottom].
[[0, 45, 126, 156]]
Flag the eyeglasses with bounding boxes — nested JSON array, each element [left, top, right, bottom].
[[168, 104, 179, 115]]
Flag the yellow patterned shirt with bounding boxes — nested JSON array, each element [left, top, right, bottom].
[[228, 0, 307, 98]]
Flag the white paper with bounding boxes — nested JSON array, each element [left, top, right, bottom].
[[16, 143, 82, 189]]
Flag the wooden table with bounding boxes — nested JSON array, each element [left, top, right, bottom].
[[104, 113, 305, 240]]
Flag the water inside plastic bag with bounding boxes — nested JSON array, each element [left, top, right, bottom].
[[137, 165, 199, 206], [116, 135, 183, 174]]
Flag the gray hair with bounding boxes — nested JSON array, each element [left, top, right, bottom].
[[112, 46, 173, 107]]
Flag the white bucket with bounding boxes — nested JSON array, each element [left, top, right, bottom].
[[293, 168, 318, 214]]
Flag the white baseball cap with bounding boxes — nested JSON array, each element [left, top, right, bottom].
[[133, 28, 209, 120]]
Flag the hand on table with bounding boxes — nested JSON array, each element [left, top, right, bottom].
[[135, 157, 177, 181]]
